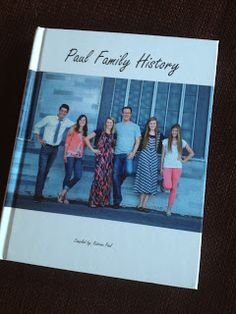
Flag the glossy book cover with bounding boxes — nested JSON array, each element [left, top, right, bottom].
[[0, 27, 219, 289]]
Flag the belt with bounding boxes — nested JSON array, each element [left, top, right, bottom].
[[45, 143, 59, 148]]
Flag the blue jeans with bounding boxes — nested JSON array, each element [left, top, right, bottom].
[[35, 144, 58, 197], [112, 154, 134, 205], [63, 157, 83, 190]]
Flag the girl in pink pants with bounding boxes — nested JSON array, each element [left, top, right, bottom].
[[161, 124, 194, 216]]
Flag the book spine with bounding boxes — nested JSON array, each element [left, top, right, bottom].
[[29, 27, 47, 71], [0, 27, 46, 260]]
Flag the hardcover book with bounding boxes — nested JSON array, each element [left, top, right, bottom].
[[0, 27, 218, 289]]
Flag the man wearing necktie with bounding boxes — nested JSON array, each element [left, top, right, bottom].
[[33, 104, 74, 202]]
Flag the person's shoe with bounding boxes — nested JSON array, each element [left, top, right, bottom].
[[136, 205, 143, 211], [63, 198, 70, 205], [136, 206, 149, 213], [166, 208, 172, 216], [33, 195, 43, 202], [57, 193, 64, 203], [89, 204, 97, 208], [63, 192, 70, 204], [104, 204, 112, 208], [113, 204, 120, 209]]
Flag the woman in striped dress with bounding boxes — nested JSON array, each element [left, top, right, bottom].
[[134, 117, 163, 211]]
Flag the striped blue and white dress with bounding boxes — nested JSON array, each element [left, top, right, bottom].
[[134, 134, 162, 194]]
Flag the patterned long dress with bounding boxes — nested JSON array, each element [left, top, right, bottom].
[[88, 131, 114, 207], [134, 134, 162, 194]]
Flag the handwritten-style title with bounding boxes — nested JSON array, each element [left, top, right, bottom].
[[64, 49, 180, 76]]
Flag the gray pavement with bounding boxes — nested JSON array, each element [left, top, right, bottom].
[[5, 194, 202, 233]]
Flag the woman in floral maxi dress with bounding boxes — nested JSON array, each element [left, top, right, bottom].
[[85, 117, 115, 207]]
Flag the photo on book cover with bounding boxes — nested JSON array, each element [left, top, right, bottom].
[[0, 28, 219, 289]]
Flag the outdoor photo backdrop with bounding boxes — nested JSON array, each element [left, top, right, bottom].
[[8, 70, 213, 217]]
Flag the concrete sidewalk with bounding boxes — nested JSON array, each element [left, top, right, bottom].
[[5, 194, 203, 233]]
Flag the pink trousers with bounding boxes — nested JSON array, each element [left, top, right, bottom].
[[163, 168, 182, 207]]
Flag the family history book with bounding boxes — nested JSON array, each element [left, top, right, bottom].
[[0, 27, 218, 289]]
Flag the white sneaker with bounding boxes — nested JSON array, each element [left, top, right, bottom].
[[165, 208, 171, 216]]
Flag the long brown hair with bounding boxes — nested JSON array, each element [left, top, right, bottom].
[[142, 117, 158, 149], [104, 116, 116, 134], [168, 124, 182, 154], [74, 114, 88, 136]]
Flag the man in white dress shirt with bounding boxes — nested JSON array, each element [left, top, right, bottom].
[[33, 104, 74, 202]]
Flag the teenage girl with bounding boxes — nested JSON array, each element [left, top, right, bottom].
[[161, 124, 194, 216], [58, 115, 88, 204], [134, 117, 163, 211]]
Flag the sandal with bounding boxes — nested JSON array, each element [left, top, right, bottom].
[[57, 193, 64, 203], [64, 198, 70, 204], [136, 206, 145, 212], [89, 204, 96, 208], [63, 193, 70, 204]]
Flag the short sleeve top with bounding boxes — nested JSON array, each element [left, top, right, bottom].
[[115, 121, 141, 154], [65, 129, 85, 158], [162, 139, 187, 168]]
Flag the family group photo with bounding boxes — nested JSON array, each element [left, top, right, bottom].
[[4, 70, 214, 232]]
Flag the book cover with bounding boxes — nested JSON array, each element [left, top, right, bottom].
[[0, 27, 219, 289]]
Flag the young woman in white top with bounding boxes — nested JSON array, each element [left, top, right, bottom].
[[161, 124, 194, 216]]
